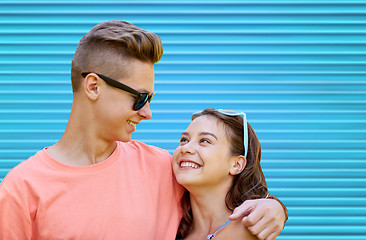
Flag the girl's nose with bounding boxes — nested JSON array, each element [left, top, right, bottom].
[[181, 142, 195, 155]]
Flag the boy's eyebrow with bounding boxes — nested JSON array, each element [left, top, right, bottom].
[[181, 131, 218, 140]]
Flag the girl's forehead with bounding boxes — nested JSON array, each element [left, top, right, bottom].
[[188, 116, 224, 133], [187, 116, 231, 146], [190, 115, 217, 126]]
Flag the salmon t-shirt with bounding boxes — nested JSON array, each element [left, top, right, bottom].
[[0, 140, 184, 240]]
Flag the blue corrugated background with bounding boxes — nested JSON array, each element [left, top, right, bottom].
[[0, 1, 365, 239]]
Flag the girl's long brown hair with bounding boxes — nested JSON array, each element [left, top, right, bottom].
[[176, 108, 269, 238]]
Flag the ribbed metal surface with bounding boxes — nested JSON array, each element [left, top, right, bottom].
[[0, 1, 365, 239]]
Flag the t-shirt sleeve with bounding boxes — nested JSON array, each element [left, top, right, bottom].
[[0, 184, 32, 239]]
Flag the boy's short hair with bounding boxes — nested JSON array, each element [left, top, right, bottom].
[[71, 20, 163, 92]]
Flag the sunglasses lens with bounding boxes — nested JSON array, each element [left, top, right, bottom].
[[133, 94, 150, 111]]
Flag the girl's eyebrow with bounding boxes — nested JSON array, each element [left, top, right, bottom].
[[181, 131, 218, 140], [199, 132, 218, 140]]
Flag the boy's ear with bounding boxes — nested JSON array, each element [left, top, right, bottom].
[[229, 155, 246, 176], [84, 74, 100, 100]]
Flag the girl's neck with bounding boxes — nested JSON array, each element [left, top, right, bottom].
[[187, 189, 232, 239]]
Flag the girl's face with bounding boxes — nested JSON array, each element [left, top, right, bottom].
[[173, 115, 241, 190]]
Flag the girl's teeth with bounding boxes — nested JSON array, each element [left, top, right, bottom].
[[180, 162, 200, 169]]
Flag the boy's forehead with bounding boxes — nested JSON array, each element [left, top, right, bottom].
[[118, 60, 155, 92]]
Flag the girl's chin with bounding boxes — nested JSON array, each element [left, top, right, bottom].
[[175, 174, 200, 187]]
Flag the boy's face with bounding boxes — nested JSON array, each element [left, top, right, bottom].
[[94, 59, 155, 142]]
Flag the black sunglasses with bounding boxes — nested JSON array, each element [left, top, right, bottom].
[[81, 72, 155, 111]]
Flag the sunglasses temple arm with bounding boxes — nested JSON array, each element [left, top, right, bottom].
[[243, 115, 248, 158]]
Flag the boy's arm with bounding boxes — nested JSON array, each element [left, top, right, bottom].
[[0, 187, 32, 239], [229, 197, 288, 240]]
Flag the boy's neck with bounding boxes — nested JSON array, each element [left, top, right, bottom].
[[46, 106, 117, 166]]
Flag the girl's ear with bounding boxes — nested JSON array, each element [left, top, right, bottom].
[[229, 155, 246, 176]]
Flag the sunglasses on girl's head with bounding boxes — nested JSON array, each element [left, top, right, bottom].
[[81, 72, 155, 111], [217, 109, 248, 158]]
